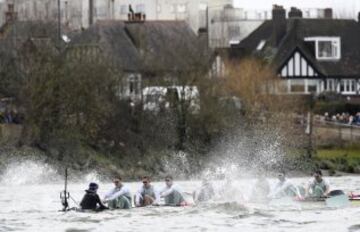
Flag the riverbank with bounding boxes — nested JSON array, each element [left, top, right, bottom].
[[315, 145, 360, 175], [0, 144, 202, 181]]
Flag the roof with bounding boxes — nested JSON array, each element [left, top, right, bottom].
[[69, 20, 141, 72], [0, 20, 62, 72], [124, 21, 206, 73], [239, 18, 360, 78], [69, 20, 208, 74], [0, 20, 62, 49]]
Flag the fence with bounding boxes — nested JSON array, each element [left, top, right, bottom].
[[314, 119, 360, 146]]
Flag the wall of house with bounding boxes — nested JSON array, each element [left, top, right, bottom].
[[112, 0, 232, 32], [0, 2, 4, 26], [281, 78, 360, 96], [209, 19, 263, 48]]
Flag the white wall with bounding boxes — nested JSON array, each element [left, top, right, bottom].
[[233, 0, 360, 19], [114, 0, 232, 32]]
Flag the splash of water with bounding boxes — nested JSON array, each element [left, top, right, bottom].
[[0, 159, 61, 186], [162, 151, 191, 178], [83, 172, 102, 183]]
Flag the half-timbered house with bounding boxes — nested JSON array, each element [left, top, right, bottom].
[[237, 5, 360, 98]]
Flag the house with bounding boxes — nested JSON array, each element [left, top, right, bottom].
[[0, 18, 63, 81], [67, 16, 208, 103], [236, 5, 360, 97]]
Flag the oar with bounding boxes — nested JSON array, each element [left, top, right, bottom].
[[325, 190, 350, 208]]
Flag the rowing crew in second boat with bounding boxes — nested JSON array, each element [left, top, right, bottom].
[[79, 169, 331, 211]]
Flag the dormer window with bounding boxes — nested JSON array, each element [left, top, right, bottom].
[[256, 40, 266, 51], [304, 37, 341, 60]]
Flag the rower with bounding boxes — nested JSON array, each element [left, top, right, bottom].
[[135, 176, 160, 207], [103, 177, 132, 209], [251, 175, 270, 202], [193, 179, 215, 203], [160, 175, 187, 206], [306, 170, 330, 198], [80, 183, 108, 211], [268, 172, 303, 199]]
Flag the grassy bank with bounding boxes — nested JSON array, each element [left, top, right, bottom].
[[315, 145, 360, 174]]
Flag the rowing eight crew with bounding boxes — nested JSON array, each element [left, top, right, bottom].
[[79, 170, 330, 211], [80, 175, 187, 211]]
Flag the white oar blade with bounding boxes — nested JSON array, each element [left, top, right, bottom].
[[325, 195, 350, 208]]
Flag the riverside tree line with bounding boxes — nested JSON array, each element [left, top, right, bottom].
[[0, 21, 311, 178]]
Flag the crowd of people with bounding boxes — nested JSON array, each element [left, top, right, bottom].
[[323, 112, 360, 125], [79, 170, 332, 211]]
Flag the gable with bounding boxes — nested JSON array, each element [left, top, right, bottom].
[[279, 50, 319, 78]]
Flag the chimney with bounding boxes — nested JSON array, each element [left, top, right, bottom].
[[5, 4, 17, 23], [109, 0, 115, 19], [127, 4, 146, 22], [288, 7, 302, 18], [358, 12, 360, 23], [272, 5, 286, 46], [198, 28, 208, 48], [89, 0, 94, 26], [324, 8, 333, 19]]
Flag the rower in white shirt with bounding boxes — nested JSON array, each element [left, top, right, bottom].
[[135, 176, 160, 207], [104, 176, 132, 209], [268, 172, 303, 199], [160, 175, 187, 206]]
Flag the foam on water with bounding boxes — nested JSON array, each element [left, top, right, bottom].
[[1, 178, 360, 232]]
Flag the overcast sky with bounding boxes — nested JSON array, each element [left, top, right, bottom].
[[233, 0, 360, 18]]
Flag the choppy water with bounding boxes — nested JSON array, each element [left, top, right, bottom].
[[1, 177, 360, 232]]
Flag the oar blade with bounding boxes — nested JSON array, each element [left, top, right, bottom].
[[325, 194, 350, 208]]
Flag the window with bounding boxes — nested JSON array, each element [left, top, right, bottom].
[[340, 79, 356, 94], [120, 5, 127, 15], [340, 80, 345, 92], [256, 40, 266, 51], [264, 11, 268, 19], [307, 80, 318, 93], [96, 7, 107, 17], [199, 3, 207, 11], [170, 5, 175, 13], [350, 80, 356, 92], [290, 79, 305, 93], [136, 4, 145, 13], [325, 79, 335, 91], [305, 37, 341, 60], [211, 55, 225, 78], [177, 4, 187, 13], [128, 75, 141, 95], [228, 25, 240, 41], [318, 40, 339, 59]]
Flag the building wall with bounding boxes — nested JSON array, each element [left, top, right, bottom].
[[1, 0, 352, 48], [0, 2, 4, 26], [112, 0, 232, 32]]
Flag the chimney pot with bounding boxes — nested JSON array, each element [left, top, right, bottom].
[[272, 5, 286, 46], [324, 8, 333, 19], [5, 4, 17, 23], [89, 0, 94, 26], [288, 7, 303, 18]]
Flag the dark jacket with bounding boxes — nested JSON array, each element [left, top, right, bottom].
[[80, 190, 108, 211]]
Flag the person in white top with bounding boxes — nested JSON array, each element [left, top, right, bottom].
[[268, 172, 303, 199], [135, 176, 160, 207], [160, 175, 187, 206], [103, 176, 132, 209], [305, 170, 330, 198]]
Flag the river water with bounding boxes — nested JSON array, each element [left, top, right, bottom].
[[1, 175, 360, 232]]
